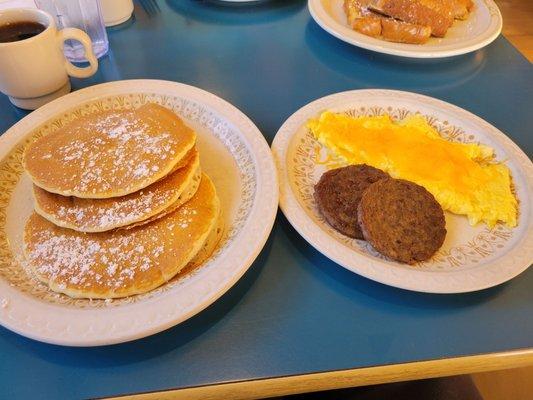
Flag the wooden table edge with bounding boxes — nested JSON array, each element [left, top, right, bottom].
[[104, 348, 533, 400]]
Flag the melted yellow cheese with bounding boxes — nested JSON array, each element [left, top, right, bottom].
[[308, 112, 517, 227]]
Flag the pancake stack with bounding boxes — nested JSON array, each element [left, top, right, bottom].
[[22, 103, 223, 299]]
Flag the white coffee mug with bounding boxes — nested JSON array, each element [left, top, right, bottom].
[[0, 8, 98, 110]]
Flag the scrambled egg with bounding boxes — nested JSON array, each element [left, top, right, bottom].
[[308, 112, 517, 227]]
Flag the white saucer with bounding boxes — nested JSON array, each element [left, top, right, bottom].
[[9, 81, 71, 110]]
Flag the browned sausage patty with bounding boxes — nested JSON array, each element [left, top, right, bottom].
[[314, 165, 389, 239], [357, 178, 446, 264]]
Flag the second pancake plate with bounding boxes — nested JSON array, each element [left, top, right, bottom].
[[0, 80, 278, 346]]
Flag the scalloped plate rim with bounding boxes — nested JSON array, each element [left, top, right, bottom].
[[0, 79, 279, 346], [272, 89, 533, 293]]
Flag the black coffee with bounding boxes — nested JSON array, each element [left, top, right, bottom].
[[0, 21, 46, 43]]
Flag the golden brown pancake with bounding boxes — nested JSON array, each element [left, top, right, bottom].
[[188, 211, 224, 269], [33, 149, 201, 233], [121, 171, 201, 231], [23, 103, 196, 199], [168, 145, 197, 172], [172, 213, 225, 280], [23, 174, 220, 299]]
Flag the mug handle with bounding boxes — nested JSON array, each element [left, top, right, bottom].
[[57, 28, 98, 78]]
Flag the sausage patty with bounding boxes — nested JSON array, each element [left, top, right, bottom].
[[314, 165, 389, 239], [357, 178, 447, 264]]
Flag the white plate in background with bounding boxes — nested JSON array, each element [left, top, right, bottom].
[[308, 0, 503, 58]]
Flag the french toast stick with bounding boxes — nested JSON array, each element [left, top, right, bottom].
[[368, 0, 454, 37], [344, 0, 431, 44]]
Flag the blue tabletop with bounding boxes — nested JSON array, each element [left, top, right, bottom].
[[0, 1, 532, 399]]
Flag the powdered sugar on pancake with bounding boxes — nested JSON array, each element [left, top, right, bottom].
[[58, 114, 172, 193], [27, 230, 161, 290], [33, 154, 201, 232], [24, 103, 196, 198], [56, 191, 156, 227], [23, 174, 220, 299]]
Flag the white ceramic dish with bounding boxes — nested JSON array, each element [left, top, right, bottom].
[[0, 79, 278, 346], [272, 89, 532, 293], [214, 0, 265, 3], [308, 0, 503, 58]]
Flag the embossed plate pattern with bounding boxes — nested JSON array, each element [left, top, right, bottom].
[[0, 80, 278, 346], [272, 89, 532, 293]]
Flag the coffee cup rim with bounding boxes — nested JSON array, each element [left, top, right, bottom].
[[0, 8, 55, 47]]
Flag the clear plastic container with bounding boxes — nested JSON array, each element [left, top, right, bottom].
[[35, 0, 108, 62]]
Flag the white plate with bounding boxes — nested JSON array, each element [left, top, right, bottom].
[[308, 0, 503, 58], [213, 0, 265, 3], [272, 89, 532, 293], [0, 80, 278, 346]]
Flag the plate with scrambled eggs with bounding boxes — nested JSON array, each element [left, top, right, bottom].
[[272, 89, 532, 293]]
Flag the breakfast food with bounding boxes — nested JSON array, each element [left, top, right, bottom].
[[22, 103, 224, 299], [313, 165, 446, 263], [24, 174, 220, 299], [357, 178, 447, 264], [344, 0, 474, 44], [308, 112, 517, 228], [370, 0, 454, 37], [450, 0, 474, 20], [314, 165, 389, 239], [345, 0, 432, 44], [33, 149, 201, 232], [189, 211, 225, 269], [380, 19, 432, 44], [23, 103, 196, 198]]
